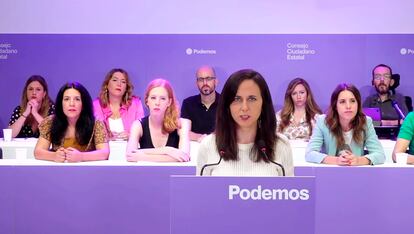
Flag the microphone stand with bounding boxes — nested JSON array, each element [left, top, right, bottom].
[[392, 100, 405, 139], [200, 151, 224, 176], [259, 148, 285, 176]]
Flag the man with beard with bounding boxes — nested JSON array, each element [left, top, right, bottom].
[[363, 64, 409, 126], [181, 66, 220, 142]]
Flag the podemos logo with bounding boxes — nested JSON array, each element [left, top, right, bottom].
[[185, 48, 216, 55], [400, 48, 414, 55], [228, 185, 310, 201]]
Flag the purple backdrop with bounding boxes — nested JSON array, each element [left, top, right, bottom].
[[1, 34, 413, 134]]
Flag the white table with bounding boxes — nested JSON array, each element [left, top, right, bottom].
[[0, 138, 201, 163], [0, 138, 37, 159], [289, 139, 396, 164], [0, 138, 397, 163]]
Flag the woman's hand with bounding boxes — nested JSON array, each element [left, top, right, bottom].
[[22, 102, 32, 118], [65, 147, 83, 162], [336, 150, 353, 166], [336, 155, 351, 166], [54, 147, 66, 163], [111, 131, 129, 141], [126, 150, 145, 162], [345, 154, 371, 166], [29, 99, 40, 115], [164, 146, 190, 162]]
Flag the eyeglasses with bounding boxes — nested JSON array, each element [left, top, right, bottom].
[[197, 77, 216, 82], [374, 74, 392, 80]]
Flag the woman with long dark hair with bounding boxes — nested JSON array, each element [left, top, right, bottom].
[[277, 78, 321, 140], [34, 82, 109, 162], [306, 83, 385, 165], [196, 69, 294, 176]]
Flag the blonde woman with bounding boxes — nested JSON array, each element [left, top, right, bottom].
[[93, 68, 144, 140], [9, 75, 54, 138]]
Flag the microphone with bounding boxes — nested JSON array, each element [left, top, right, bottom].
[[200, 150, 224, 176], [337, 144, 352, 157], [257, 140, 285, 176], [391, 100, 406, 120]]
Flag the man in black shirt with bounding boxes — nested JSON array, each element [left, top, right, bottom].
[[363, 64, 409, 126], [181, 66, 220, 142]]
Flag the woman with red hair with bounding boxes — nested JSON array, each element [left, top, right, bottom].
[[126, 79, 190, 162]]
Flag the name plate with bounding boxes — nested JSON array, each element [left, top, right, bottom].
[[170, 176, 315, 234]]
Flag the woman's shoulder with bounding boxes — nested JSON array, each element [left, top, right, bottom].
[[316, 114, 326, 120], [200, 133, 216, 146], [364, 115, 373, 123], [92, 98, 103, 108], [312, 112, 322, 119], [124, 96, 143, 112], [406, 112, 414, 121], [276, 133, 290, 147], [94, 119, 106, 128], [48, 104, 56, 115], [11, 105, 21, 113], [275, 109, 282, 119], [39, 115, 54, 131], [276, 109, 282, 115], [314, 114, 327, 125], [126, 96, 142, 106], [43, 115, 54, 123], [130, 96, 141, 102]]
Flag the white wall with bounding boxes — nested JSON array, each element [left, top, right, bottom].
[[1, 0, 413, 33]]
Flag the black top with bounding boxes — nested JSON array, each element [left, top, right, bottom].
[[139, 116, 179, 149], [181, 92, 220, 134], [363, 92, 409, 120], [8, 105, 55, 138]]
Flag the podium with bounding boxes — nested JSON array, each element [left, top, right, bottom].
[[0, 165, 195, 234], [170, 176, 315, 234]]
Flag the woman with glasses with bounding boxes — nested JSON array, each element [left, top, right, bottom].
[[276, 78, 322, 140], [93, 68, 144, 140], [306, 83, 385, 166]]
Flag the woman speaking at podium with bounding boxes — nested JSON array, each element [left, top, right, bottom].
[[196, 69, 294, 176]]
